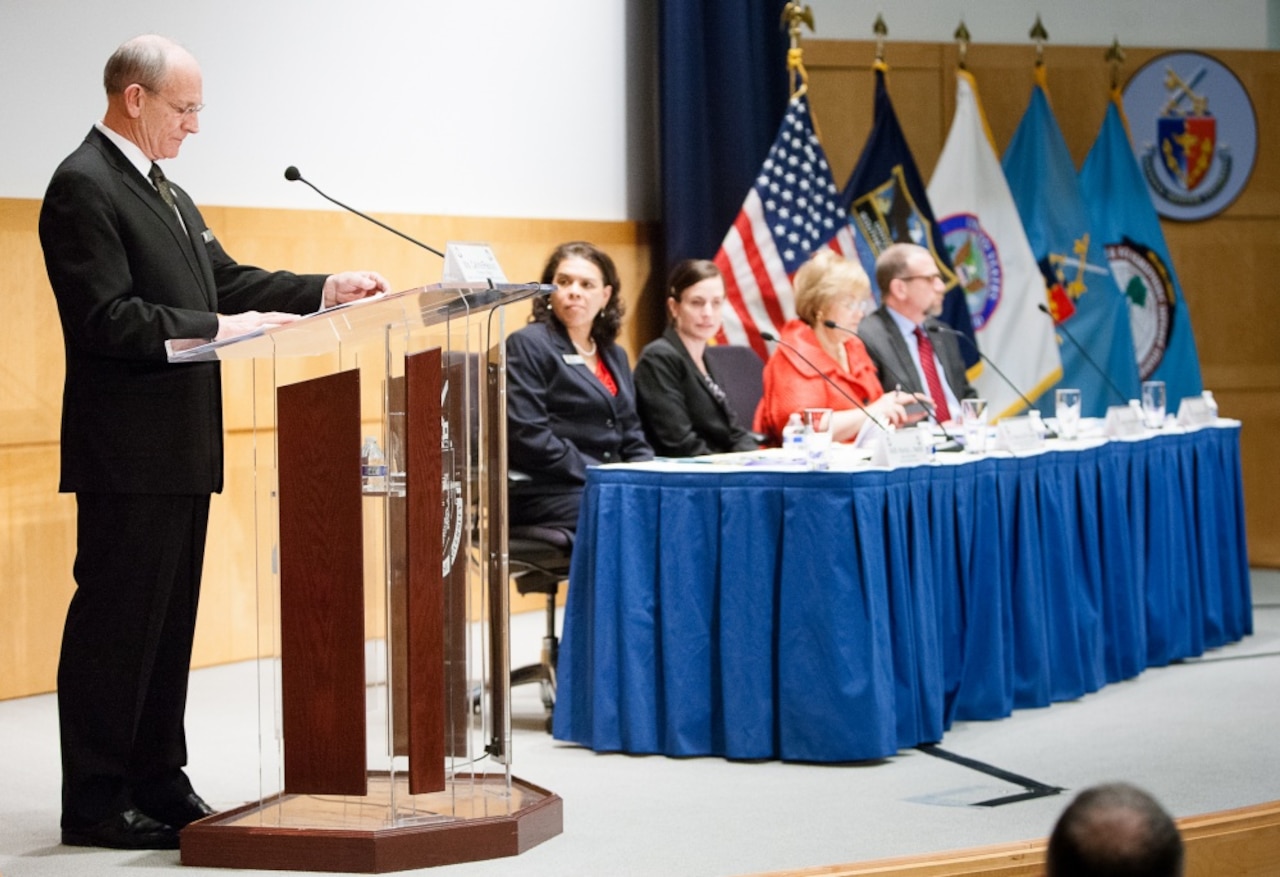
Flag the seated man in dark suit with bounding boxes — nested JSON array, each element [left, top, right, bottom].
[[858, 242, 976, 425]]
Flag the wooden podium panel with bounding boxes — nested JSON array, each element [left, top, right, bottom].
[[405, 349, 445, 793], [277, 369, 367, 796]]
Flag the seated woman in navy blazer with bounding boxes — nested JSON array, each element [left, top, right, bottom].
[[506, 241, 653, 531], [634, 259, 759, 457]]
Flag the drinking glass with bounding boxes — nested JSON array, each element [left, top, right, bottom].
[[1055, 388, 1082, 440], [802, 407, 833, 470], [1141, 380, 1167, 429], [961, 398, 988, 453]]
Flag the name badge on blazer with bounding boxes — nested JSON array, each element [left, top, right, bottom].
[[562, 353, 586, 365], [200, 229, 215, 244]]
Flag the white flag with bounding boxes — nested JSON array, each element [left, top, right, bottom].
[[927, 71, 1061, 419]]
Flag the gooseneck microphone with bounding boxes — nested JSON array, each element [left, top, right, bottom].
[[759, 330, 887, 432], [284, 166, 445, 258], [926, 323, 1057, 438], [822, 319, 962, 448], [1037, 303, 1127, 404]]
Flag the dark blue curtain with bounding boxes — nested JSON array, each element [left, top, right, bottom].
[[659, 1, 790, 272]]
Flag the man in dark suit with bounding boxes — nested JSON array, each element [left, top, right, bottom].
[[39, 34, 388, 851], [858, 242, 976, 424]]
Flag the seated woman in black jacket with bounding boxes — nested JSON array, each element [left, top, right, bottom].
[[505, 241, 653, 531], [633, 259, 760, 457]]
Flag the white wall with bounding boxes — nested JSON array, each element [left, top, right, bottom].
[[0, 0, 1269, 221], [1, 0, 646, 220]]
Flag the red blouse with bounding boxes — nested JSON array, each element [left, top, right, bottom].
[[753, 319, 884, 441]]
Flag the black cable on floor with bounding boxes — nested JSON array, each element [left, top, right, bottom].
[[915, 743, 1065, 807]]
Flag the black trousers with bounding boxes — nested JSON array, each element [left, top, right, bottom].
[[57, 492, 210, 826]]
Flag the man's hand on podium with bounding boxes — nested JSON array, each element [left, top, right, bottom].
[[214, 310, 302, 341], [323, 270, 391, 308]]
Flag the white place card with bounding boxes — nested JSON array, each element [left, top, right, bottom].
[[1176, 396, 1216, 427], [997, 416, 1046, 453], [442, 241, 508, 284], [1104, 404, 1147, 439]]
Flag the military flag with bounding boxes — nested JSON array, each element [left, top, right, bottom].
[[927, 70, 1062, 419], [839, 64, 978, 367], [1002, 69, 1141, 416], [1080, 91, 1204, 406]]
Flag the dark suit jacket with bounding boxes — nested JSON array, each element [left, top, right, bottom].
[[39, 127, 325, 496], [856, 306, 976, 404], [633, 328, 757, 457], [505, 319, 653, 489]]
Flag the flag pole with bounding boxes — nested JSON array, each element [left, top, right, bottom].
[[954, 20, 971, 71], [1029, 15, 1051, 92], [780, 2, 815, 99], [873, 13, 889, 73]]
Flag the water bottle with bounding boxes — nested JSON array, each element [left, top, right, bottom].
[[781, 412, 805, 463], [361, 436, 388, 495], [1202, 390, 1218, 420]]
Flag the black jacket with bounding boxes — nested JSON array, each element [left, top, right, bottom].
[[634, 327, 757, 456]]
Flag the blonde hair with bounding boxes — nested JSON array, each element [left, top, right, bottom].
[[792, 250, 871, 327]]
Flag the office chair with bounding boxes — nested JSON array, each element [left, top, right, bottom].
[[507, 524, 573, 731], [703, 343, 766, 440]]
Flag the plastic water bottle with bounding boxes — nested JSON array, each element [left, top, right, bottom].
[[1202, 390, 1218, 420], [781, 413, 805, 463], [361, 436, 388, 495]]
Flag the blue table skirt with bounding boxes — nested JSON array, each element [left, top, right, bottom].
[[552, 426, 1252, 763]]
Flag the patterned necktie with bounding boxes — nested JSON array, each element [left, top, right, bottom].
[[914, 326, 952, 423], [149, 162, 178, 213]]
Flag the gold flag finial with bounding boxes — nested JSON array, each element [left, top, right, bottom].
[[1030, 15, 1049, 67], [874, 13, 888, 63], [954, 20, 971, 70], [1105, 37, 1126, 90], [780, 2, 815, 98]]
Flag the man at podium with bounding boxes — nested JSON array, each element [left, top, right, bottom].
[[38, 33, 388, 851]]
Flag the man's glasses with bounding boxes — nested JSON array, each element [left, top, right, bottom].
[[142, 86, 204, 117], [899, 273, 945, 285]]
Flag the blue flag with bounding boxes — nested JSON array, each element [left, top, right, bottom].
[[1080, 92, 1204, 408], [1002, 73, 1141, 416], [839, 65, 978, 368]]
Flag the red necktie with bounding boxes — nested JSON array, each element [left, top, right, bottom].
[[914, 326, 952, 423]]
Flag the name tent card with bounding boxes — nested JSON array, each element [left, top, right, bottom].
[[1177, 396, 1217, 427], [997, 416, 1046, 453], [442, 242, 508, 285], [1105, 404, 1147, 439]]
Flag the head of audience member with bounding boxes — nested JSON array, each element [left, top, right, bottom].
[[103, 35, 203, 161], [1046, 782, 1184, 877], [666, 259, 726, 347], [874, 242, 947, 326], [533, 241, 625, 346], [793, 249, 875, 334]]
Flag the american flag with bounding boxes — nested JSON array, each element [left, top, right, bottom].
[[715, 94, 856, 358]]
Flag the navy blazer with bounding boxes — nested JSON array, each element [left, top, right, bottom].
[[634, 327, 757, 457], [856, 306, 976, 403], [40, 128, 325, 495], [505, 320, 653, 488]]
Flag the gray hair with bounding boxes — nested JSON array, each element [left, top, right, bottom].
[[103, 35, 182, 95]]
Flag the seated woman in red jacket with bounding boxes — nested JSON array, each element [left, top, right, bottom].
[[754, 250, 921, 443]]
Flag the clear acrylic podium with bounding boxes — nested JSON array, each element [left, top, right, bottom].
[[168, 282, 563, 872]]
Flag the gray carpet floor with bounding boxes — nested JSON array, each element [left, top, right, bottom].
[[2, 571, 1277, 877]]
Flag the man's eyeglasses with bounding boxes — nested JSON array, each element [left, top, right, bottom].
[[142, 86, 204, 117], [899, 273, 945, 285]]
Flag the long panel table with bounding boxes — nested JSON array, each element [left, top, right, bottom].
[[551, 424, 1252, 762]]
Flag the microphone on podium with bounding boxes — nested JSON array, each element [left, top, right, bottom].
[[759, 330, 887, 433], [926, 323, 1057, 438], [821, 320, 961, 449], [1036, 303, 1127, 404], [284, 166, 445, 258]]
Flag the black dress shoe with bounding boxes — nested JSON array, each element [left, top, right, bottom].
[[134, 790, 216, 829], [62, 808, 180, 850]]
